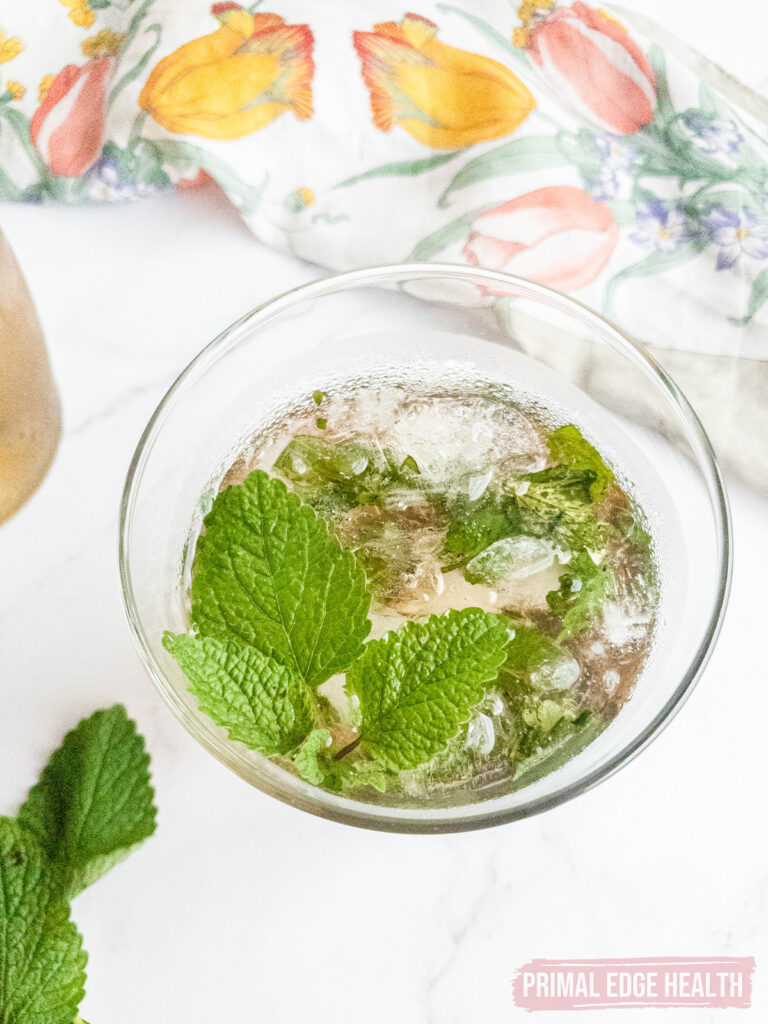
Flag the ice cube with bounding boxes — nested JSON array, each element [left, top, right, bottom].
[[530, 653, 580, 691], [465, 713, 496, 755], [466, 468, 493, 502], [465, 535, 555, 585]]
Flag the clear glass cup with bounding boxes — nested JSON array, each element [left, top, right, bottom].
[[119, 264, 731, 833], [0, 230, 61, 524]]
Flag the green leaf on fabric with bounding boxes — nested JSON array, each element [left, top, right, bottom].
[[108, 23, 162, 107], [603, 240, 708, 319], [346, 609, 510, 771], [17, 706, 157, 899], [191, 470, 371, 688], [0, 818, 87, 1024], [164, 633, 314, 755], [146, 138, 268, 215], [436, 4, 528, 65], [438, 136, 566, 207], [334, 151, 461, 189], [647, 44, 675, 125], [546, 424, 615, 500], [730, 266, 768, 326], [407, 204, 496, 261]]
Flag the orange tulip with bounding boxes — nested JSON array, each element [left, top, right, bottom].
[[354, 13, 535, 149], [139, 3, 314, 140]]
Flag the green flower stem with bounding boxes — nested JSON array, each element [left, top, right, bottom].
[[128, 110, 148, 149], [0, 164, 23, 201], [108, 24, 161, 110], [1, 107, 50, 182], [436, 4, 529, 66]]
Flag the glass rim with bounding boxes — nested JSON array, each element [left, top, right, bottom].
[[119, 262, 732, 834]]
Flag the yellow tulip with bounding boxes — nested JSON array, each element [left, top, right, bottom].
[[354, 13, 535, 149], [139, 4, 314, 140]]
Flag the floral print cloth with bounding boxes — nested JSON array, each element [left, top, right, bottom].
[[1, 0, 767, 358]]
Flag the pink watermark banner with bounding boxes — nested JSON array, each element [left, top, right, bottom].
[[513, 957, 755, 1011]]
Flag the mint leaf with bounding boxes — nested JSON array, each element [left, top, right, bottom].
[[164, 633, 313, 755], [499, 619, 579, 692], [191, 470, 371, 687], [512, 710, 607, 787], [546, 424, 615, 501], [516, 465, 612, 552], [17, 705, 157, 899], [340, 761, 389, 793], [292, 729, 333, 785], [346, 608, 510, 771], [441, 493, 517, 569], [292, 731, 390, 792], [546, 551, 612, 638], [0, 818, 86, 1024]]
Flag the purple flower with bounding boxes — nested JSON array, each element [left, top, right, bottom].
[[707, 206, 768, 269], [631, 201, 691, 253], [85, 148, 171, 202], [681, 110, 743, 156], [589, 134, 642, 201]]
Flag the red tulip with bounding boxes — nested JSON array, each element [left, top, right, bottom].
[[463, 186, 618, 292], [30, 57, 112, 176], [525, 2, 656, 135]]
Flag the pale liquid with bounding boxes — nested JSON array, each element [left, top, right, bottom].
[[220, 380, 660, 801], [0, 232, 60, 524]]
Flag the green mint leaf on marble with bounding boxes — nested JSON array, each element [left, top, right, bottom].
[[164, 633, 314, 756], [345, 608, 510, 771], [0, 818, 87, 1024], [546, 424, 615, 501], [17, 705, 157, 899], [546, 550, 612, 638], [191, 470, 371, 688]]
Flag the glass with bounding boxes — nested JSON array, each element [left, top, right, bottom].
[[119, 264, 731, 833], [0, 230, 60, 524]]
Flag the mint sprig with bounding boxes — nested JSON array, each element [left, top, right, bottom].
[[18, 705, 157, 898], [163, 633, 313, 755], [191, 470, 371, 688], [345, 609, 510, 771], [546, 424, 615, 501], [546, 550, 613, 638], [0, 818, 87, 1024], [2, 706, 157, 1023]]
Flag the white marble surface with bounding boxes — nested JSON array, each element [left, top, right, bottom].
[[0, 184, 767, 1024]]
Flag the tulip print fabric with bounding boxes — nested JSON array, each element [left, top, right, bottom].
[[0, 0, 767, 358]]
